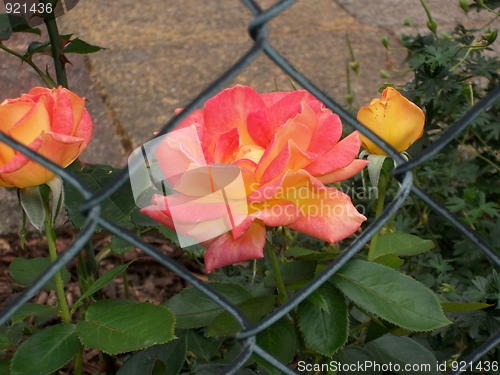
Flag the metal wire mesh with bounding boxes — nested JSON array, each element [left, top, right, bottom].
[[1, 0, 500, 374]]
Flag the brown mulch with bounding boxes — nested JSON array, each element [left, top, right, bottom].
[[0, 231, 207, 374]]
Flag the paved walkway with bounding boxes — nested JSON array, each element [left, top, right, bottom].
[[0, 0, 496, 234]]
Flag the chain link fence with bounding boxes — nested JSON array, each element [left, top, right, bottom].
[[1, 0, 500, 374]]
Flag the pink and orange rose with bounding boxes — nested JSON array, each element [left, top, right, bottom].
[[142, 85, 367, 272], [0, 87, 92, 188]]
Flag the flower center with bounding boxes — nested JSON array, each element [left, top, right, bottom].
[[235, 144, 265, 164]]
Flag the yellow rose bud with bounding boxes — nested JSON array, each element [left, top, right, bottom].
[[357, 87, 425, 156]]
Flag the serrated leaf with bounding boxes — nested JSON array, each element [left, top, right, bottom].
[[284, 247, 338, 261], [373, 233, 435, 258], [332, 260, 450, 331], [164, 282, 252, 329], [185, 330, 222, 361], [71, 262, 132, 314], [0, 333, 12, 350], [116, 336, 186, 375], [441, 301, 492, 312], [374, 254, 404, 268], [0, 357, 11, 375], [19, 186, 45, 231], [306, 289, 330, 313], [334, 347, 381, 375], [110, 235, 135, 256], [207, 295, 275, 337], [365, 335, 441, 374], [189, 364, 256, 375], [254, 318, 298, 375], [76, 300, 175, 354], [9, 257, 70, 291], [11, 324, 80, 375], [0, 14, 12, 40], [63, 38, 105, 54], [11, 303, 58, 324], [297, 282, 348, 356], [64, 164, 137, 230]]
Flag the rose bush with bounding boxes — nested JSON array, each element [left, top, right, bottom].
[[142, 85, 367, 271], [0, 86, 92, 188], [357, 86, 425, 155]]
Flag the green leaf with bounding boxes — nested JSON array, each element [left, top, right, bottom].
[[76, 300, 175, 354], [332, 259, 450, 331], [373, 254, 404, 268], [254, 318, 298, 375], [0, 357, 12, 375], [0, 14, 12, 40], [11, 303, 58, 324], [64, 164, 137, 230], [441, 301, 493, 312], [365, 335, 441, 374], [189, 364, 256, 375], [334, 347, 381, 374], [72, 262, 132, 314], [207, 295, 275, 337], [116, 336, 186, 375], [11, 324, 80, 375], [373, 233, 435, 259], [63, 38, 105, 54], [19, 186, 45, 232], [305, 289, 330, 313], [110, 235, 135, 256], [0, 333, 12, 350], [284, 247, 338, 261], [164, 282, 252, 329], [265, 260, 316, 289], [185, 330, 222, 361], [297, 282, 348, 356], [1, 14, 40, 40], [9, 257, 71, 290]]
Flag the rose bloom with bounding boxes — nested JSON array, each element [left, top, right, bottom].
[[0, 87, 92, 188], [142, 85, 367, 272], [357, 87, 425, 155]]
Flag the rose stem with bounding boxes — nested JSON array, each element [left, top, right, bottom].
[[43, 0, 68, 88], [367, 171, 387, 261], [265, 240, 288, 304], [43, 203, 71, 323]]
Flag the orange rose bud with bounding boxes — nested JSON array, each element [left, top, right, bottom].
[[0, 87, 92, 188], [357, 87, 425, 155]]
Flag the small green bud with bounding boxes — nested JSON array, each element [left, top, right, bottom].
[[380, 69, 390, 78], [459, 0, 470, 13], [381, 36, 389, 49], [349, 60, 360, 75], [440, 283, 456, 294], [482, 29, 498, 45], [427, 19, 437, 34], [475, 0, 484, 6], [345, 93, 354, 106], [403, 17, 411, 26], [440, 31, 452, 40]]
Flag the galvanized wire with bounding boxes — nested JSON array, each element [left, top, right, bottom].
[[1, 0, 499, 374]]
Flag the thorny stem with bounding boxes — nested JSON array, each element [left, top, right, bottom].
[[43, 0, 68, 88], [265, 240, 288, 304], [0, 44, 56, 88], [367, 172, 387, 261]]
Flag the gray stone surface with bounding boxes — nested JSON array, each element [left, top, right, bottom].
[[0, 0, 498, 235]]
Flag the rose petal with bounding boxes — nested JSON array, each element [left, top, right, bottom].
[[287, 187, 366, 243], [304, 131, 363, 175], [204, 219, 266, 272]]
